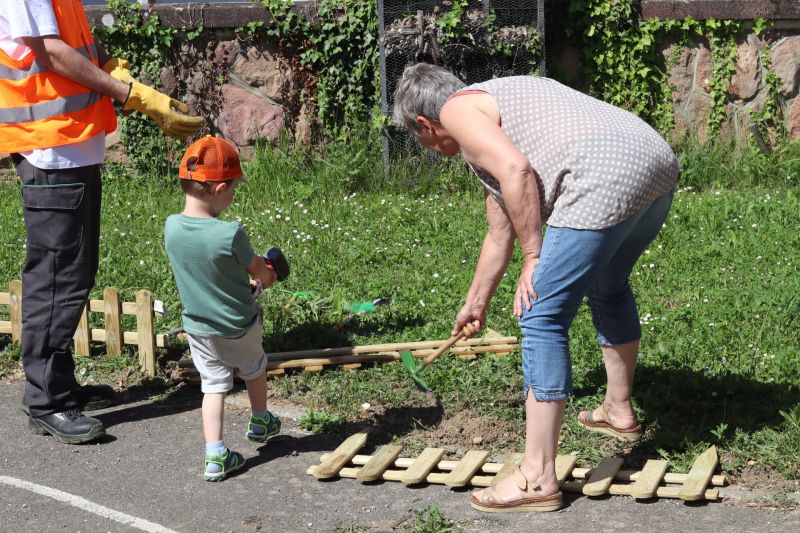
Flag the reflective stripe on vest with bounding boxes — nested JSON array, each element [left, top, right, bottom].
[[0, 43, 97, 81], [0, 0, 116, 153], [0, 91, 102, 124]]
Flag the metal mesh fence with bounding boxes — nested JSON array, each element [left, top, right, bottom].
[[378, 0, 545, 161]]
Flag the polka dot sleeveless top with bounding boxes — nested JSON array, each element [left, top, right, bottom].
[[461, 76, 681, 229]]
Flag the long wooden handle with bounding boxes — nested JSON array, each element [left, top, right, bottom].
[[421, 334, 464, 368]]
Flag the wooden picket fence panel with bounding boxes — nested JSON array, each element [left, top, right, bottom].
[[308, 433, 725, 502], [173, 333, 519, 382], [0, 280, 164, 377]]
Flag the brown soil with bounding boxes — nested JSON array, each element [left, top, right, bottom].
[[402, 408, 522, 456]]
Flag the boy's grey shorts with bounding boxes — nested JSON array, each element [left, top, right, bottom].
[[187, 319, 268, 394]]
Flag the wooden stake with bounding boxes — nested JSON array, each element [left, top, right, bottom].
[[583, 457, 624, 496], [401, 448, 444, 485], [678, 446, 718, 501], [490, 453, 522, 486], [73, 302, 91, 357], [103, 287, 123, 357], [9, 280, 22, 344], [136, 290, 156, 377], [311, 430, 368, 479], [356, 445, 403, 482], [630, 459, 669, 499], [444, 450, 489, 488]]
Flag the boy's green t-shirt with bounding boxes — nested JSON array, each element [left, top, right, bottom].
[[164, 214, 257, 337]]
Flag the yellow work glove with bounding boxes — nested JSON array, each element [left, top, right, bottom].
[[102, 58, 204, 139], [102, 58, 134, 85]]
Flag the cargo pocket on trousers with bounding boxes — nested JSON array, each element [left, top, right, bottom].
[[21, 183, 85, 251]]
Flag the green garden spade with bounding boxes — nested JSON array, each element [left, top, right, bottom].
[[400, 333, 465, 393]]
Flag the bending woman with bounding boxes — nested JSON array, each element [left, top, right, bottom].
[[392, 63, 680, 513]]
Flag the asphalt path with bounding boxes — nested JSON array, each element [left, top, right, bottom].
[[2, 379, 799, 533]]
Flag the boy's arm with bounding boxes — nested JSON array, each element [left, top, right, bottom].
[[246, 255, 278, 287]]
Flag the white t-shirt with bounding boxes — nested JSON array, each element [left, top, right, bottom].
[[0, 0, 105, 169]]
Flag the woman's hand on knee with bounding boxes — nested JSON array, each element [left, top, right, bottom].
[[513, 258, 539, 317]]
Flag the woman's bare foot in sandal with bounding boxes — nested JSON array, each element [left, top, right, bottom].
[[578, 400, 642, 441], [470, 463, 562, 513]]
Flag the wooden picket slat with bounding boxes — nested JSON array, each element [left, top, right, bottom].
[[401, 448, 445, 485], [311, 430, 369, 479], [555, 454, 579, 485], [9, 280, 22, 343], [356, 445, 403, 482], [583, 457, 624, 496], [103, 287, 123, 356], [342, 363, 362, 372], [73, 302, 91, 357], [678, 446, 718, 501], [490, 453, 522, 486], [135, 290, 156, 377], [630, 459, 669, 499], [444, 450, 489, 488]]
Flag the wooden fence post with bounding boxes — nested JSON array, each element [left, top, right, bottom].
[[9, 280, 22, 344], [135, 290, 156, 377], [74, 302, 91, 357], [103, 287, 123, 357]]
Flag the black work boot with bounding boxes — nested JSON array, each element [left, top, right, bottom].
[[21, 384, 115, 415], [28, 409, 106, 444]]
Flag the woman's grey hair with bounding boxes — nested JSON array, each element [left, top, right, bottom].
[[392, 63, 466, 132]]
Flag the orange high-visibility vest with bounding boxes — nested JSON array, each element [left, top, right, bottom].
[[0, 0, 116, 153]]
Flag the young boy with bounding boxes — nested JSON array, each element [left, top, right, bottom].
[[165, 136, 282, 481]]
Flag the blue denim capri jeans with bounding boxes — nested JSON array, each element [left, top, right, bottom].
[[519, 190, 674, 401]]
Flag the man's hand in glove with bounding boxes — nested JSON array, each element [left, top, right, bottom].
[[103, 58, 204, 139]]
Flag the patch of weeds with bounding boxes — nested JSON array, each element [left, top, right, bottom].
[[0, 341, 21, 378], [404, 504, 462, 533], [299, 408, 344, 433]]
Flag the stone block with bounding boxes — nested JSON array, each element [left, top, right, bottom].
[[728, 41, 761, 102], [683, 90, 712, 142], [214, 40, 240, 69], [789, 96, 800, 140], [159, 66, 178, 97], [218, 84, 286, 147], [694, 40, 712, 93], [665, 44, 696, 103], [232, 44, 294, 104], [770, 36, 800, 97]]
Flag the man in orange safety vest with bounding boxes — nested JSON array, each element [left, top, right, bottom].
[[0, 0, 203, 444]]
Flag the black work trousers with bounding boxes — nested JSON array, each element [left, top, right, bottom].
[[13, 154, 102, 417]]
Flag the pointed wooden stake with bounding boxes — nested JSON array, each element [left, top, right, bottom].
[[583, 457, 624, 496], [678, 446, 718, 501], [311, 430, 369, 479], [630, 459, 669, 499]]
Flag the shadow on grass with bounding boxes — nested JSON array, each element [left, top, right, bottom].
[[574, 363, 800, 465], [245, 403, 445, 471]]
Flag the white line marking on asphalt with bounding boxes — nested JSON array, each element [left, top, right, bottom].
[[0, 475, 177, 533]]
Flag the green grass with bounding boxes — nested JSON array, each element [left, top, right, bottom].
[[1, 139, 799, 485]]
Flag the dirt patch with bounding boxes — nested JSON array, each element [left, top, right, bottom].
[[402, 408, 522, 456]]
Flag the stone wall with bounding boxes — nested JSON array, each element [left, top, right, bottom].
[[642, 1, 800, 143], [87, 2, 318, 159]]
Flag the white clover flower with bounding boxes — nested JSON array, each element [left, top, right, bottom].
[[419, 300, 425, 307], [139, 260, 144, 266], [433, 273, 439, 278]]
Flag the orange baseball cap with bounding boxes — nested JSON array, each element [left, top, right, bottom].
[[179, 135, 247, 183]]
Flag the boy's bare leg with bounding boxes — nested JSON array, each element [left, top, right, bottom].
[[202, 392, 225, 443], [245, 374, 267, 412]]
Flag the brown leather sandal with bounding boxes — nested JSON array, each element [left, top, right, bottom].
[[577, 405, 643, 442], [469, 466, 563, 513]]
